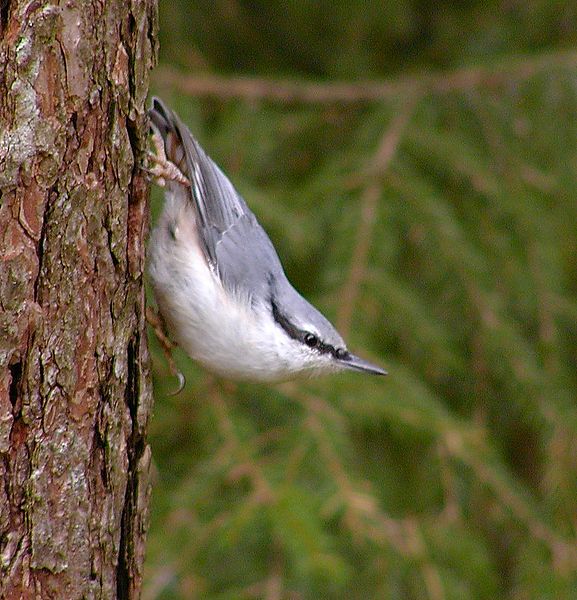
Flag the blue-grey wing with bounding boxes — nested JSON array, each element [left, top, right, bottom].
[[149, 97, 284, 299], [214, 214, 285, 301]]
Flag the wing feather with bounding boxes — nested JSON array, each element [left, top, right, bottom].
[[149, 97, 285, 300]]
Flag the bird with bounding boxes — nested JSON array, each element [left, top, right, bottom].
[[147, 97, 386, 383]]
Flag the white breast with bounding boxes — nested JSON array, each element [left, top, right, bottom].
[[148, 191, 321, 382]]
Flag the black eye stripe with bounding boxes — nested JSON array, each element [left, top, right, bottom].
[[271, 300, 301, 341], [335, 348, 349, 360], [270, 300, 347, 359]]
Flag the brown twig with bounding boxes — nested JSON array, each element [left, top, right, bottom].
[[284, 385, 409, 554], [403, 519, 446, 600], [153, 50, 577, 105], [209, 382, 274, 505], [336, 97, 418, 336], [443, 430, 577, 573]]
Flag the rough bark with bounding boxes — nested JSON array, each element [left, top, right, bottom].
[[0, 0, 157, 598]]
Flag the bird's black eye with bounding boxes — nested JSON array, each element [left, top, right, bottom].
[[335, 348, 348, 360], [304, 333, 319, 348]]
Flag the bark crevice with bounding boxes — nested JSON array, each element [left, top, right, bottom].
[[117, 333, 147, 600], [8, 361, 20, 408], [0, 0, 9, 37]]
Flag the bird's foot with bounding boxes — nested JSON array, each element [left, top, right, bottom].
[[146, 306, 186, 395], [145, 130, 190, 187]]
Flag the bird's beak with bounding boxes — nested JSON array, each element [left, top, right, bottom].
[[338, 353, 388, 376]]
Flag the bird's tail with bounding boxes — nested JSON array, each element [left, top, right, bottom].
[[148, 98, 249, 243], [148, 96, 190, 182]]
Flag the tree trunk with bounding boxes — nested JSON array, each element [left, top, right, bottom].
[[0, 1, 157, 598]]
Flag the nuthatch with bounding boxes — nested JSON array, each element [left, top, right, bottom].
[[148, 98, 386, 382]]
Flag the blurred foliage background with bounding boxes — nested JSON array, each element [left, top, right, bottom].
[[144, 2, 577, 599]]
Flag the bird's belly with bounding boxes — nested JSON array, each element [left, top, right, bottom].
[[149, 228, 296, 382]]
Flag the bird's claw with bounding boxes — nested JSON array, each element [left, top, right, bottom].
[[146, 307, 186, 395], [146, 130, 191, 187], [168, 371, 186, 396]]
